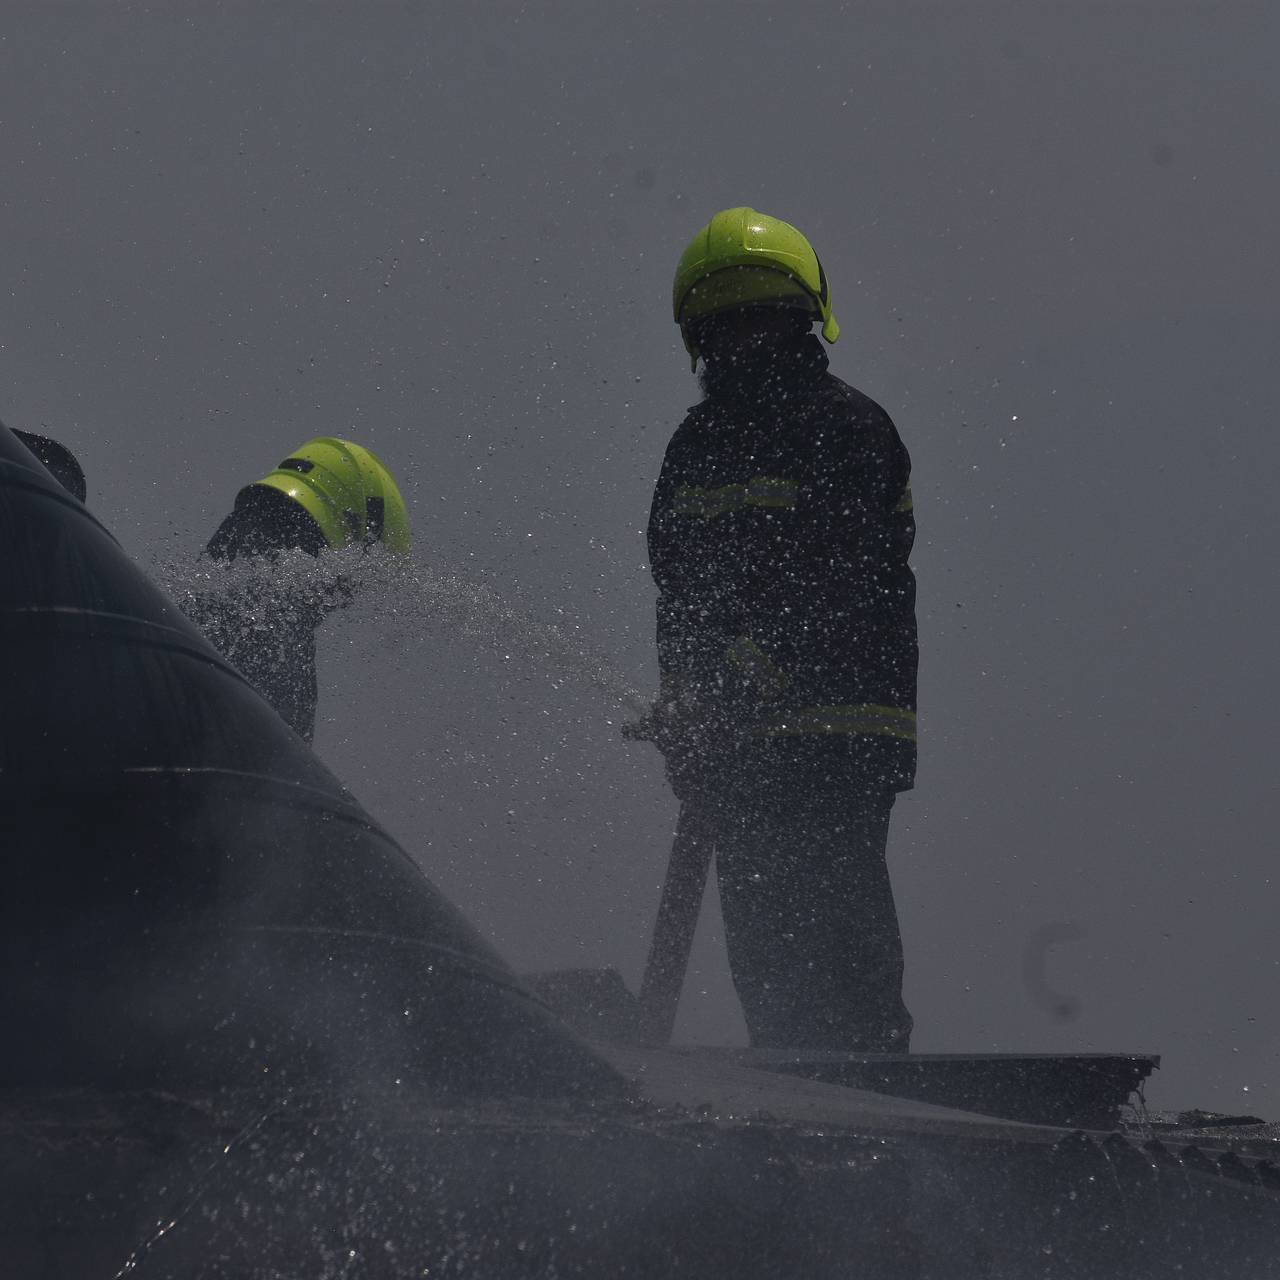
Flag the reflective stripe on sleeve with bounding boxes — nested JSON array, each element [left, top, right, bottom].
[[758, 704, 917, 742], [672, 475, 798, 519], [746, 477, 799, 508]]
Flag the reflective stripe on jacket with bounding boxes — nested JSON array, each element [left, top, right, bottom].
[[759, 704, 918, 742], [672, 476, 799, 518]]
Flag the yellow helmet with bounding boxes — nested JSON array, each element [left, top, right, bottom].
[[672, 207, 840, 363], [251, 437, 411, 553]]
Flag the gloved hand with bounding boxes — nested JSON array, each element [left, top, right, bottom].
[[622, 679, 737, 802], [621, 691, 690, 753], [624, 639, 790, 799]]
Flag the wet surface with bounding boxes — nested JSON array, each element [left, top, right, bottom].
[[5, 1080, 1280, 1279]]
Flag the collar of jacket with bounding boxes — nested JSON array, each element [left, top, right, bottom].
[[698, 333, 830, 408]]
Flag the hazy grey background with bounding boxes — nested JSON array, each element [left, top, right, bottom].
[[3, 1, 1276, 1112]]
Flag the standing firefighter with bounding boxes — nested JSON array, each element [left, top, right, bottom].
[[644, 208, 918, 1051], [194, 436, 411, 742]]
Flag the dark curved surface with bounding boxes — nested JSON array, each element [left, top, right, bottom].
[[4, 419, 1280, 1276], [0, 421, 620, 1099], [11, 428, 86, 502]]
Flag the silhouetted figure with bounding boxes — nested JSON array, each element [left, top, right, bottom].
[[646, 208, 918, 1051], [196, 437, 411, 741]]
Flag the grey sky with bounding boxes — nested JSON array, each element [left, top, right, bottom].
[[2, 1, 1277, 1112]]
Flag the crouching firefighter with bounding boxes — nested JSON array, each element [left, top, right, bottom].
[[640, 208, 918, 1051], [192, 437, 411, 742]]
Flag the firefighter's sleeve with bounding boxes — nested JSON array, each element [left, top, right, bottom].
[[810, 406, 913, 604]]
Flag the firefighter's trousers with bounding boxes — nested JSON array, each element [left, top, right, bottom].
[[690, 755, 912, 1052]]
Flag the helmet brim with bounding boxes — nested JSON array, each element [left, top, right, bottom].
[[676, 265, 819, 329]]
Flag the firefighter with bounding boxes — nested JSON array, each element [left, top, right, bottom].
[[645, 208, 918, 1051], [195, 436, 411, 741], [8, 426, 410, 743]]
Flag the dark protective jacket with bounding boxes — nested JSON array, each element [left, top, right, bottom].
[[646, 335, 918, 791], [188, 487, 338, 742]]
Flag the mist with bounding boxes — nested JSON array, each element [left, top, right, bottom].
[[2, 1, 1276, 1114]]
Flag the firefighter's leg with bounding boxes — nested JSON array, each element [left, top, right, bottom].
[[802, 790, 912, 1051], [717, 781, 912, 1051]]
